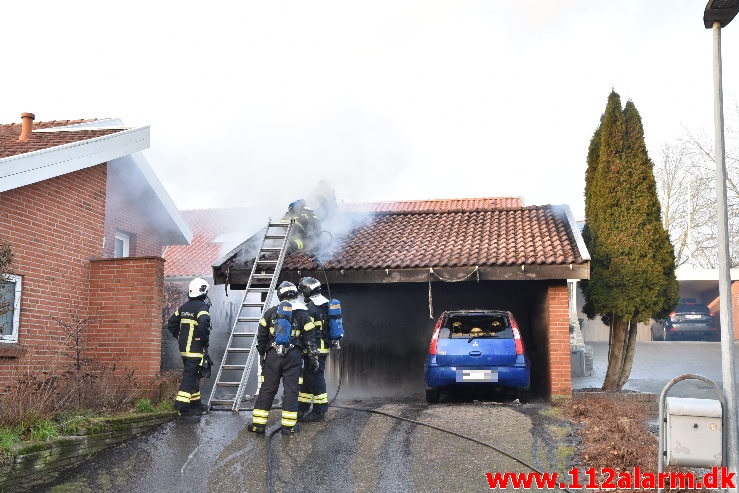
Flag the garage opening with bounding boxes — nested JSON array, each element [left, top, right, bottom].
[[323, 280, 551, 400]]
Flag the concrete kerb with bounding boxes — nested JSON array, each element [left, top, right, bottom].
[[0, 411, 177, 493]]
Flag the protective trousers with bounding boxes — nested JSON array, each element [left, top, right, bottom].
[[252, 347, 302, 429], [298, 353, 328, 415], [175, 356, 202, 413]]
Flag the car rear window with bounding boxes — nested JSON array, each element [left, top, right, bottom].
[[676, 304, 710, 314], [442, 313, 513, 339]]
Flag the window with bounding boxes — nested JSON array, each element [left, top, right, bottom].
[[0, 274, 21, 343], [114, 232, 130, 258]]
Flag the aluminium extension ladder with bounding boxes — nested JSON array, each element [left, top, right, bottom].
[[207, 219, 294, 412]]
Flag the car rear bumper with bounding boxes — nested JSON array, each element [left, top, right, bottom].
[[666, 328, 720, 339], [424, 364, 530, 389]]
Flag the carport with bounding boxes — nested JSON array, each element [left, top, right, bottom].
[[213, 198, 590, 398]]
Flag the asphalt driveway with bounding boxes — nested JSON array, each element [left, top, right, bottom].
[[36, 339, 739, 493], [39, 397, 572, 493]]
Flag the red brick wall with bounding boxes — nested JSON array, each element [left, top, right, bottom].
[[88, 257, 164, 394], [0, 164, 166, 396], [546, 283, 572, 397], [733, 282, 739, 340], [0, 166, 107, 375]]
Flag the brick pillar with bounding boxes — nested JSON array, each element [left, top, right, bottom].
[[88, 257, 164, 396], [547, 283, 572, 397], [732, 282, 739, 341]]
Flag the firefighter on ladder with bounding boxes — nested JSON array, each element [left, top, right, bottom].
[[167, 277, 212, 416], [248, 281, 319, 436], [297, 276, 344, 422], [282, 199, 320, 254]]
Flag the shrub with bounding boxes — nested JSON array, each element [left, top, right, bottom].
[[135, 399, 156, 414]]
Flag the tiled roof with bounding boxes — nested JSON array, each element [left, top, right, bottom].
[[0, 119, 125, 158], [282, 203, 585, 271], [164, 209, 233, 277], [339, 197, 523, 214]]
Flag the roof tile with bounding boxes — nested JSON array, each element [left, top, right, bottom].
[[0, 119, 125, 159]]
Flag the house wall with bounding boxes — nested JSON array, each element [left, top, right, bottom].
[[0, 166, 107, 375], [103, 166, 163, 257], [88, 257, 164, 395], [0, 163, 167, 395]]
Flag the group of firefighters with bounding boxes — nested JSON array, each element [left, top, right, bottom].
[[166, 200, 344, 435]]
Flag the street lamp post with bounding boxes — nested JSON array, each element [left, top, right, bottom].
[[704, 0, 739, 478]]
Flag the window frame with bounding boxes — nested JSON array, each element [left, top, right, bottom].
[[0, 273, 22, 343], [114, 232, 130, 258]]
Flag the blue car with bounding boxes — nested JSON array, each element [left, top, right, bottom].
[[423, 309, 530, 403]]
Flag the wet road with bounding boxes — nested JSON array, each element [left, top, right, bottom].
[[39, 396, 572, 493]]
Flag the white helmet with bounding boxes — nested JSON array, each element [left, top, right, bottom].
[[188, 277, 210, 298]]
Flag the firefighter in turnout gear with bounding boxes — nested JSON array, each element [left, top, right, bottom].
[[167, 277, 212, 416], [248, 281, 318, 436], [281, 199, 320, 254], [297, 277, 344, 422]]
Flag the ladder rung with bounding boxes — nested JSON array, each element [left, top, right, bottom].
[[237, 317, 260, 323], [209, 401, 234, 406], [241, 303, 264, 308], [217, 382, 241, 387], [256, 260, 278, 265], [264, 235, 287, 240], [261, 247, 283, 252], [221, 364, 246, 370], [227, 348, 251, 353], [233, 332, 256, 337], [268, 222, 290, 228]]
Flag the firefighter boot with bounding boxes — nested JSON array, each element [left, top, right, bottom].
[[281, 424, 300, 436], [248, 423, 266, 433], [301, 411, 325, 422]]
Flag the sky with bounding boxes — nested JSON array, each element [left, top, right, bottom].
[[2, 1, 737, 221]]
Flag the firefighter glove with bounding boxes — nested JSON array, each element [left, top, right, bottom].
[[309, 352, 320, 373], [330, 339, 341, 350]]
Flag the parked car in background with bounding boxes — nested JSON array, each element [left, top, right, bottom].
[[650, 302, 719, 341], [423, 309, 530, 403]]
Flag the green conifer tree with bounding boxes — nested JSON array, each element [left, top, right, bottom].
[[581, 91, 679, 390]]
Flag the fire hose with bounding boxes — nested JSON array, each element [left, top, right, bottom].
[[259, 347, 570, 493]]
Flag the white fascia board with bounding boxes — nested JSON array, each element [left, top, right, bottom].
[[555, 204, 591, 261], [0, 126, 149, 193], [123, 153, 193, 245], [675, 266, 739, 281]]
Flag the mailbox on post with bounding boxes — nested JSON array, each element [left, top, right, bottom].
[[658, 374, 727, 493], [665, 397, 723, 467]]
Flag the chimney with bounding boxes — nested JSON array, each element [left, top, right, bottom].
[[18, 112, 35, 141]]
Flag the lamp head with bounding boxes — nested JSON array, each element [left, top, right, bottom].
[[704, 0, 739, 28]]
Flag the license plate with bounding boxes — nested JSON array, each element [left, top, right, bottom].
[[685, 314, 701, 320], [456, 369, 498, 382]]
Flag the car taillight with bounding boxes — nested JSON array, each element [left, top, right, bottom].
[[510, 316, 525, 356], [429, 316, 443, 355], [669, 311, 676, 318]]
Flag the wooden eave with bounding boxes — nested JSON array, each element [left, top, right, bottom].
[[218, 262, 589, 288]]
